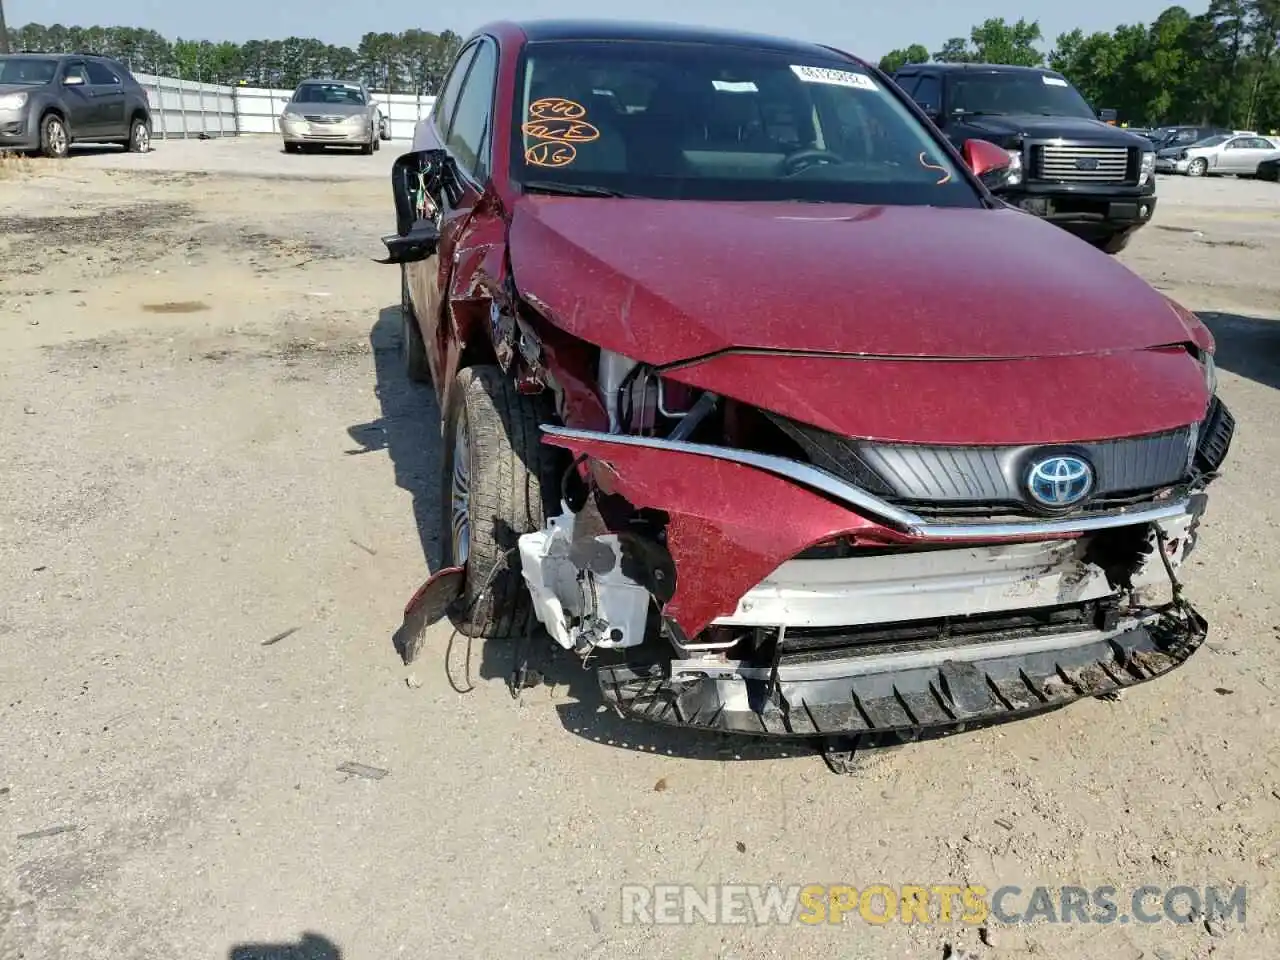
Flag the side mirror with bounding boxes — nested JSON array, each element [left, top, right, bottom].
[[962, 138, 1013, 190], [376, 219, 441, 265], [63, 74, 85, 86], [391, 148, 454, 236], [1098, 108, 1118, 125]]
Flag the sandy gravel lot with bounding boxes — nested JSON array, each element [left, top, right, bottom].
[[1, 138, 1278, 960]]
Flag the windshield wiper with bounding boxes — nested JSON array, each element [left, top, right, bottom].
[[521, 181, 631, 198]]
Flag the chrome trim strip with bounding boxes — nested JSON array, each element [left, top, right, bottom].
[[542, 425, 1193, 539], [543, 425, 921, 530]]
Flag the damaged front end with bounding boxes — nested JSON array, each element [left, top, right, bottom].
[[514, 354, 1234, 740]]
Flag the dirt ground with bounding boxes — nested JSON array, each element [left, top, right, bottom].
[[1, 137, 1278, 960]]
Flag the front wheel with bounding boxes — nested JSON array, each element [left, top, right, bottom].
[[39, 114, 69, 159], [400, 266, 430, 383], [440, 366, 560, 639], [127, 117, 150, 153], [1187, 158, 1208, 177]]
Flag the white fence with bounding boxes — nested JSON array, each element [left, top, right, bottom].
[[134, 73, 437, 141]]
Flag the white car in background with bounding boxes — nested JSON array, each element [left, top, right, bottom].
[[279, 79, 392, 154], [1155, 132, 1280, 177]]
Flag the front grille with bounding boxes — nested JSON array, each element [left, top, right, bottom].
[[1031, 144, 1136, 184], [767, 413, 1194, 514], [303, 115, 345, 124]]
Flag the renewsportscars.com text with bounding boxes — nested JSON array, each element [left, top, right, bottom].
[[620, 883, 1248, 927]]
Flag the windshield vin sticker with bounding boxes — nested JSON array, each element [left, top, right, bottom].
[[789, 65, 878, 91], [1042, 76, 1069, 86]]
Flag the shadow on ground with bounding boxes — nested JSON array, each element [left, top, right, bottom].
[[229, 931, 341, 959], [346, 306, 444, 568], [1198, 310, 1280, 391]]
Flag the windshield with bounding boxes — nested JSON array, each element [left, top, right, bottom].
[[511, 40, 979, 207], [947, 71, 1095, 119], [0, 57, 58, 85], [292, 83, 366, 105]]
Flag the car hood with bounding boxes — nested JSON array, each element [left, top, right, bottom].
[[508, 197, 1199, 365], [0, 83, 41, 97], [963, 114, 1145, 146]]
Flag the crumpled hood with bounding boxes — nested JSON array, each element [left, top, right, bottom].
[[507, 197, 1199, 366], [963, 114, 1147, 147]]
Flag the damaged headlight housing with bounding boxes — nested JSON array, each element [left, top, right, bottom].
[[598, 350, 696, 434], [1140, 151, 1156, 185], [1005, 149, 1023, 186], [1201, 350, 1217, 397]]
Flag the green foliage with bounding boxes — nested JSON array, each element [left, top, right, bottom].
[[5, 22, 462, 93], [5, 10, 1280, 127], [879, 43, 930, 74]]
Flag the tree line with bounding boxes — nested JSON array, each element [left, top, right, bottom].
[[4, 23, 463, 94], [879, 2, 1280, 130], [6, 4, 1280, 127]]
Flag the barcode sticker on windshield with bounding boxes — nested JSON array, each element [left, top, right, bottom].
[[1042, 76, 1069, 86], [790, 65, 878, 91]]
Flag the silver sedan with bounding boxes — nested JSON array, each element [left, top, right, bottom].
[[280, 79, 388, 155], [1155, 133, 1280, 177]]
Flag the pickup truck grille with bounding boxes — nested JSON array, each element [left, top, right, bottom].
[[1030, 144, 1136, 184]]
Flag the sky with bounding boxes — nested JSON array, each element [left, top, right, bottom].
[[10, 0, 1201, 61]]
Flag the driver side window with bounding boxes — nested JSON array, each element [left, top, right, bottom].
[[63, 62, 89, 84], [432, 43, 478, 140]]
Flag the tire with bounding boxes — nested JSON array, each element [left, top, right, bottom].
[[284, 142, 300, 154], [373, 135, 380, 153], [1187, 158, 1208, 177], [1092, 232, 1132, 255], [440, 366, 560, 639], [360, 134, 374, 155], [127, 117, 150, 153], [39, 113, 69, 159], [401, 266, 430, 384]]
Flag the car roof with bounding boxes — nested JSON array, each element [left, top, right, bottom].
[[911, 63, 1064, 76], [4, 51, 130, 70], [511, 18, 854, 61]]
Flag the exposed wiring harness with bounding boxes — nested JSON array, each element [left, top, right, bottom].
[[443, 546, 520, 694]]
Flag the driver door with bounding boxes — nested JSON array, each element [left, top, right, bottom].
[[1219, 137, 1251, 173], [410, 38, 497, 391], [59, 61, 97, 137]]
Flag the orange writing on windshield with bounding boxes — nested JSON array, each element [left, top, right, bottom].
[[525, 142, 577, 167], [528, 97, 587, 120], [524, 97, 600, 167], [521, 119, 600, 143]]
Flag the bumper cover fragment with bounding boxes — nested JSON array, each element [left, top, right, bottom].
[[598, 605, 1206, 738]]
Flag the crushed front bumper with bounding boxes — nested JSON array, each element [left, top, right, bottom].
[[523, 424, 1223, 740], [597, 603, 1205, 737]]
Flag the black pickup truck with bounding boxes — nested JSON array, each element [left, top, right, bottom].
[[892, 63, 1156, 254]]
